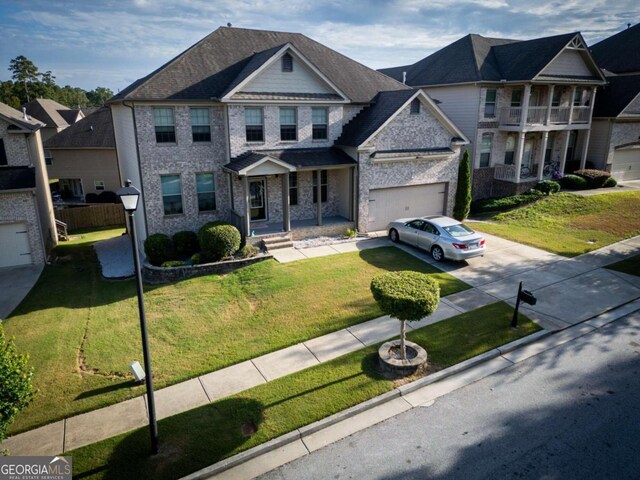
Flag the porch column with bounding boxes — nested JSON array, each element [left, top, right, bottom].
[[545, 85, 555, 125], [520, 84, 532, 128], [350, 166, 357, 223], [513, 132, 526, 181], [579, 86, 598, 170], [242, 175, 250, 238], [228, 172, 235, 211], [316, 170, 323, 226], [568, 86, 577, 125], [281, 173, 290, 232], [537, 131, 549, 181], [559, 131, 571, 174]]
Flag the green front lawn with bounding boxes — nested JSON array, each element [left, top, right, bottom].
[[473, 192, 640, 257], [6, 229, 469, 434], [606, 255, 640, 277], [70, 302, 540, 480]]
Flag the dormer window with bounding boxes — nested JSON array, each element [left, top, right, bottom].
[[410, 98, 421, 115], [282, 53, 293, 72]]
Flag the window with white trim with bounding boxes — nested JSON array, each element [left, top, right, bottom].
[[191, 108, 211, 142], [94, 180, 105, 191], [484, 89, 497, 117], [245, 107, 264, 142], [161, 175, 183, 215], [280, 108, 297, 141], [196, 172, 216, 212], [153, 108, 175, 143], [44, 149, 53, 165], [282, 53, 293, 72], [504, 135, 515, 165], [479, 134, 492, 168], [312, 107, 328, 140], [511, 89, 523, 107]]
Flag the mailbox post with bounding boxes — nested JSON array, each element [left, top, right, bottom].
[[511, 281, 537, 327]]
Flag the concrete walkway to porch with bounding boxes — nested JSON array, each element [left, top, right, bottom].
[[2, 233, 639, 457]]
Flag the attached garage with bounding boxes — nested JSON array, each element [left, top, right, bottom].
[[611, 146, 640, 181], [367, 183, 447, 232], [0, 223, 33, 268]]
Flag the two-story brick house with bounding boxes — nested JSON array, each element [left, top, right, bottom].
[[380, 32, 607, 199], [0, 102, 57, 268], [108, 26, 467, 246]]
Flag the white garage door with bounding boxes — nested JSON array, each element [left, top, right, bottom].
[[0, 223, 33, 268], [368, 183, 446, 232], [611, 148, 640, 181]]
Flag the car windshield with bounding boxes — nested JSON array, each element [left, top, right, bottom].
[[443, 223, 475, 237]]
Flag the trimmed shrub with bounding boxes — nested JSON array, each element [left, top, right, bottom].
[[534, 180, 561, 195], [237, 244, 258, 258], [470, 190, 543, 214], [85, 193, 99, 203], [574, 169, 611, 189], [144, 233, 173, 266], [0, 323, 35, 443], [560, 174, 588, 190], [161, 260, 187, 268], [199, 220, 230, 232], [603, 176, 618, 188], [453, 150, 472, 221], [172, 231, 199, 257], [345, 228, 358, 239], [97, 191, 118, 204], [198, 224, 241, 261], [190, 253, 201, 265]]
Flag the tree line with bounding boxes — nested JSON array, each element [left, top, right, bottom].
[[1, 55, 114, 109]]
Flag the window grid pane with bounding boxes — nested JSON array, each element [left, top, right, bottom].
[[161, 175, 182, 215], [196, 173, 216, 212], [153, 108, 174, 126], [280, 108, 297, 141], [289, 172, 297, 206], [480, 135, 492, 168], [245, 108, 263, 125], [191, 108, 209, 126], [312, 107, 327, 124]]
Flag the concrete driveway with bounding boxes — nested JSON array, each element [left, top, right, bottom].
[[0, 264, 43, 320]]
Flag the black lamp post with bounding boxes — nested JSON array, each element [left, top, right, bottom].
[[117, 180, 159, 455]]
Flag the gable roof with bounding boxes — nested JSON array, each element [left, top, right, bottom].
[[224, 147, 356, 174], [111, 26, 407, 104], [593, 74, 640, 118], [0, 102, 44, 131], [44, 107, 115, 149], [58, 109, 83, 125], [380, 32, 604, 86], [23, 98, 72, 128], [591, 23, 640, 74]]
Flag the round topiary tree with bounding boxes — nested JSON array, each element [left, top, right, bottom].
[[371, 271, 440, 361], [453, 149, 472, 221], [198, 224, 241, 261], [172, 230, 199, 257]]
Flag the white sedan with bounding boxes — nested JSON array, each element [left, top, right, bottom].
[[388, 215, 486, 262]]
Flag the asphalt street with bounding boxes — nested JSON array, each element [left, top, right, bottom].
[[259, 311, 640, 480]]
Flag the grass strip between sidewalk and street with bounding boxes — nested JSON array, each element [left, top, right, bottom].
[[69, 301, 540, 480]]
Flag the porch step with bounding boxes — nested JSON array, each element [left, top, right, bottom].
[[262, 234, 293, 251]]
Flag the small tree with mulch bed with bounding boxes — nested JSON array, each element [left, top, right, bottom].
[[371, 271, 440, 360]]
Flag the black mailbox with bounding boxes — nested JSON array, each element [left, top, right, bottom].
[[519, 290, 537, 306]]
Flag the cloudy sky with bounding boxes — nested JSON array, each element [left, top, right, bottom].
[[1, 0, 637, 92]]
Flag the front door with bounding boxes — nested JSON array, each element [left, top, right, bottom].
[[249, 178, 267, 221]]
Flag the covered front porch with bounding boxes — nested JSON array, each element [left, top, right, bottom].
[[224, 148, 358, 239]]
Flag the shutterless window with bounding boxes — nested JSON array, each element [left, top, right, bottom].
[[479, 134, 492, 168], [44, 149, 53, 165], [153, 108, 175, 143], [573, 88, 583, 106], [289, 172, 298, 206], [312, 170, 328, 203], [552, 88, 562, 107], [196, 173, 216, 212], [511, 89, 523, 107], [94, 180, 105, 191], [282, 53, 293, 72], [484, 89, 497, 117], [312, 107, 328, 140], [410, 98, 421, 114], [191, 108, 211, 142], [545, 134, 555, 163], [161, 175, 183, 215], [0, 139, 7, 165], [504, 135, 515, 165], [280, 108, 297, 141], [245, 108, 264, 142]]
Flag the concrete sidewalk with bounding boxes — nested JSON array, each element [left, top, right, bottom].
[[2, 233, 639, 457]]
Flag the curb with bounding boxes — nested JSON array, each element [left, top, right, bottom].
[[180, 328, 551, 480]]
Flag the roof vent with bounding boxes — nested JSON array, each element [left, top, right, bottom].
[[22, 107, 28, 121], [227, 22, 232, 27], [402, 71, 407, 84]]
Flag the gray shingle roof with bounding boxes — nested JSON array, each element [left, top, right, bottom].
[[57, 109, 82, 125], [0, 102, 44, 131], [335, 89, 417, 147], [0, 166, 36, 191], [593, 74, 640, 118], [45, 107, 115, 149], [111, 27, 408, 104], [379, 32, 599, 86], [23, 98, 71, 128], [224, 147, 356, 173], [591, 23, 640, 74]]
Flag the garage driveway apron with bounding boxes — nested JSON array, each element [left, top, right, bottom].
[[0, 264, 44, 320]]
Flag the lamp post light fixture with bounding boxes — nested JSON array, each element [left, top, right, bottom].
[[117, 180, 159, 455]]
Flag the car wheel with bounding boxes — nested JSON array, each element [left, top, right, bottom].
[[389, 229, 399, 243], [431, 245, 444, 262]]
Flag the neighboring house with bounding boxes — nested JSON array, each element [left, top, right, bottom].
[[108, 26, 468, 246], [44, 107, 120, 201], [0, 102, 57, 268], [380, 32, 607, 199], [588, 24, 640, 181]]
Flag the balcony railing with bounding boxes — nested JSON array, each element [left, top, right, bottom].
[[494, 163, 517, 181], [499, 105, 590, 127]]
